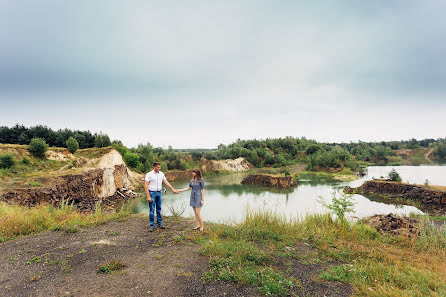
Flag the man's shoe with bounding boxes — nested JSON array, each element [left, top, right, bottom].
[[158, 226, 166, 229], [149, 227, 154, 232]]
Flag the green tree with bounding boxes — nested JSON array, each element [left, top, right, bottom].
[[65, 137, 79, 153], [0, 153, 15, 169], [94, 133, 111, 148], [123, 152, 140, 168], [388, 168, 402, 182], [28, 138, 48, 158]]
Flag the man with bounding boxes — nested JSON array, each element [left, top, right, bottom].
[[144, 162, 178, 232]]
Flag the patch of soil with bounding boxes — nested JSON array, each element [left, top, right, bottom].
[[273, 243, 353, 297], [0, 215, 353, 297], [364, 213, 420, 237], [0, 215, 259, 297]]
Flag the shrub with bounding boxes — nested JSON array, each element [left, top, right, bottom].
[[65, 137, 79, 153], [21, 157, 30, 164], [123, 152, 139, 168], [388, 168, 402, 182], [111, 141, 128, 156], [318, 191, 356, 221], [0, 153, 15, 169], [28, 138, 48, 158]]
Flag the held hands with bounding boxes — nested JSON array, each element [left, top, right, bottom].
[[173, 189, 179, 194]]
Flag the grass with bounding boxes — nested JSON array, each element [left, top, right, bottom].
[[296, 168, 358, 182], [200, 210, 446, 297], [0, 202, 131, 241], [97, 259, 125, 274]]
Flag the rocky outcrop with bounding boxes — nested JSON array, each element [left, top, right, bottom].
[[201, 158, 252, 172], [241, 174, 296, 188], [345, 180, 446, 215], [0, 165, 136, 212], [0, 149, 140, 212], [364, 213, 420, 237]]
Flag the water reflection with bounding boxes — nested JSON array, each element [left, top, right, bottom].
[[121, 165, 446, 224]]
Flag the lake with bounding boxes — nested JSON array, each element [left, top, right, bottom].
[[124, 165, 446, 224]]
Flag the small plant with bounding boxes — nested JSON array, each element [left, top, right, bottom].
[[167, 202, 186, 217], [0, 153, 15, 169], [65, 136, 79, 153], [388, 168, 402, 182], [28, 181, 43, 187], [97, 259, 125, 274], [424, 179, 430, 186], [21, 156, 30, 164], [284, 167, 290, 177], [28, 138, 48, 158], [318, 191, 356, 221]]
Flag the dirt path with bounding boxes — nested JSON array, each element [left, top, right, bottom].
[[425, 148, 435, 163], [0, 215, 351, 297]]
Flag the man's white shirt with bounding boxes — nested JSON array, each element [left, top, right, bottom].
[[145, 170, 166, 191]]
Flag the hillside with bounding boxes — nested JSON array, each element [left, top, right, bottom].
[[0, 145, 143, 211]]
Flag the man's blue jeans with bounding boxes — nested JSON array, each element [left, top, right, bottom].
[[148, 191, 162, 227]]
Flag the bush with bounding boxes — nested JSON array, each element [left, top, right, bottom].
[[123, 152, 140, 168], [21, 157, 30, 165], [111, 141, 128, 156], [388, 168, 402, 182], [318, 191, 356, 221], [0, 153, 15, 169], [65, 137, 79, 153], [28, 138, 48, 158]]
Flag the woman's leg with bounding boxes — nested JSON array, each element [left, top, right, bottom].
[[196, 207, 204, 230], [193, 207, 200, 228]]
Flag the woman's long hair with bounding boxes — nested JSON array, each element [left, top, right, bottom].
[[192, 169, 202, 182]]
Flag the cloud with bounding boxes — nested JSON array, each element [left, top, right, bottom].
[[0, 0, 445, 147]]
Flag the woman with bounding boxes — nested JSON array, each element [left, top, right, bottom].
[[177, 169, 205, 231]]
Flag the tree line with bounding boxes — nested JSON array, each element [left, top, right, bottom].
[[0, 124, 111, 149]]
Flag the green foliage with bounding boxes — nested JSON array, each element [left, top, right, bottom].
[[388, 168, 402, 182], [0, 153, 15, 169], [284, 167, 290, 177], [435, 143, 446, 159], [123, 152, 139, 168], [97, 259, 125, 274], [318, 191, 356, 221], [0, 124, 98, 148], [21, 156, 30, 164], [94, 133, 111, 148], [65, 137, 79, 153], [112, 140, 128, 156], [28, 138, 48, 158]]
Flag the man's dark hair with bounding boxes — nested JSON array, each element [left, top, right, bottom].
[[152, 162, 161, 167]]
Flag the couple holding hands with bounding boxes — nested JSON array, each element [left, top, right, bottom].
[[144, 162, 205, 232]]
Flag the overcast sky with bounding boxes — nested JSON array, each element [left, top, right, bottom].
[[0, 0, 445, 148]]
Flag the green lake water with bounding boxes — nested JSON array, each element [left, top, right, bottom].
[[124, 165, 446, 224]]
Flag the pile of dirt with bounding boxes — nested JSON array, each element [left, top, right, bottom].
[[165, 170, 194, 182], [345, 180, 446, 215], [364, 213, 420, 237], [241, 174, 296, 188], [201, 157, 252, 172]]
